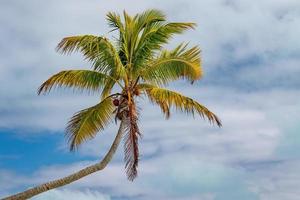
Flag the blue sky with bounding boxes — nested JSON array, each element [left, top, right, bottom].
[[1, 0, 300, 199]]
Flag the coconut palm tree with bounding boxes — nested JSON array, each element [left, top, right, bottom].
[[3, 9, 221, 200]]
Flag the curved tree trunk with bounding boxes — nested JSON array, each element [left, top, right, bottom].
[[2, 121, 124, 200]]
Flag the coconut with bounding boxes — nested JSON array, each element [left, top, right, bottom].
[[113, 99, 120, 106]]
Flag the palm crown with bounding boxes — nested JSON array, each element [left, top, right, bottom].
[[38, 9, 221, 181]]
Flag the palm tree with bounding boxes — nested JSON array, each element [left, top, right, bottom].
[[3, 9, 221, 200]]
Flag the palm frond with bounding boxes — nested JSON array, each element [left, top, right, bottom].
[[100, 79, 116, 99], [106, 12, 124, 33], [66, 97, 115, 151], [133, 22, 196, 72], [134, 9, 166, 32], [138, 84, 222, 126], [106, 12, 128, 67], [139, 44, 202, 85], [37, 70, 113, 94], [56, 35, 122, 74], [99, 59, 126, 99], [123, 101, 140, 181], [122, 10, 135, 67], [157, 100, 170, 119], [127, 9, 166, 68]]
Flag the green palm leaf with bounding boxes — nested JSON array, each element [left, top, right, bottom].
[[66, 97, 115, 151], [133, 22, 196, 72], [139, 44, 202, 85], [134, 9, 166, 30], [56, 35, 123, 74], [106, 12, 124, 33]]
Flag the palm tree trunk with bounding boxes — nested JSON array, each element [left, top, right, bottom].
[[2, 121, 124, 200]]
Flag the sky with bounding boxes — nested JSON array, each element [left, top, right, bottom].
[[0, 0, 300, 199]]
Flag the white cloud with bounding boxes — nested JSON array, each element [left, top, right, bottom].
[[3, 87, 297, 199], [31, 189, 110, 200], [248, 160, 300, 200], [0, 170, 27, 197]]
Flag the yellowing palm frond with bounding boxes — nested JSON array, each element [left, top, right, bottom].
[[37, 70, 115, 94], [157, 100, 170, 119], [139, 44, 202, 85], [66, 97, 115, 151], [138, 84, 222, 127]]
